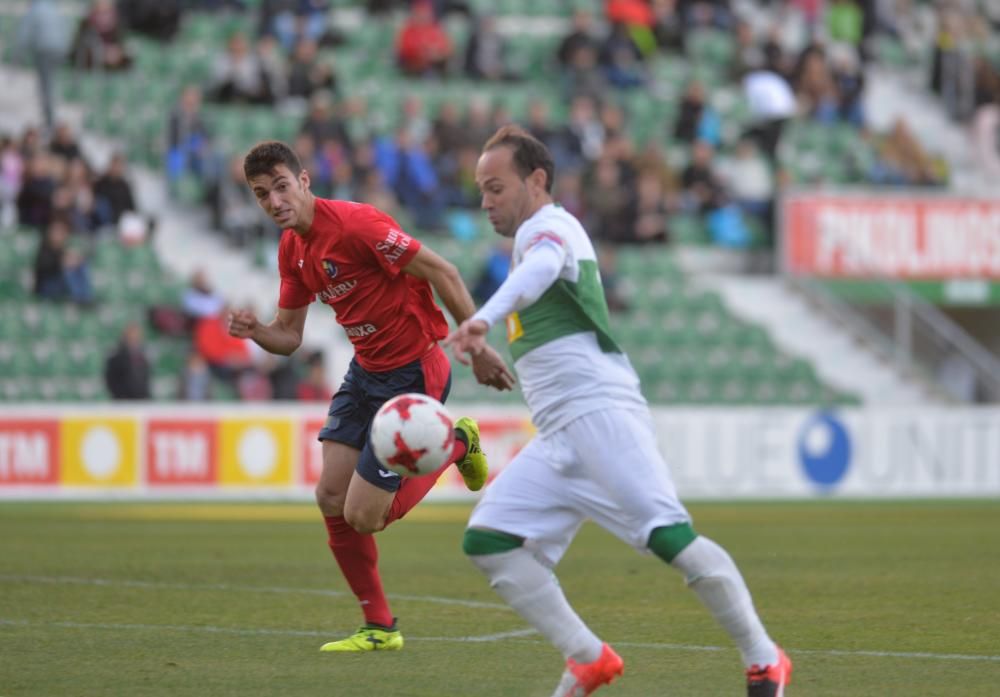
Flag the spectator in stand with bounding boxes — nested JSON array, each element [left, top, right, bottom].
[[742, 53, 797, 163], [396, 1, 453, 77], [600, 22, 647, 89], [562, 42, 606, 101], [16, 0, 70, 132], [464, 14, 514, 81], [566, 95, 606, 164], [471, 238, 512, 305], [209, 32, 277, 105], [431, 101, 465, 162], [54, 157, 101, 234], [794, 45, 840, 123], [104, 322, 151, 400], [650, 0, 684, 53], [71, 0, 131, 71], [264, 0, 331, 52], [931, 7, 976, 122], [554, 167, 586, 221], [673, 80, 722, 146], [585, 155, 632, 243], [680, 140, 727, 214], [625, 169, 670, 244], [178, 351, 213, 400], [0, 136, 23, 227], [730, 19, 763, 80], [167, 86, 219, 195], [830, 44, 865, 126], [49, 123, 83, 164], [256, 34, 290, 102], [287, 39, 338, 100], [33, 218, 95, 305], [16, 152, 56, 230], [870, 117, 947, 186], [299, 91, 352, 155], [194, 305, 260, 387], [117, 0, 182, 42], [374, 127, 443, 231], [214, 155, 274, 246], [93, 152, 136, 226], [182, 268, 226, 324], [557, 9, 601, 69], [827, 0, 863, 48], [716, 136, 774, 232], [297, 350, 332, 401]]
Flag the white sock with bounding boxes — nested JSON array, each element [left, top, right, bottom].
[[470, 548, 603, 663], [670, 536, 779, 669]]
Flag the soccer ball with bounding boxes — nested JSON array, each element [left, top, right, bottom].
[[370, 393, 455, 477]]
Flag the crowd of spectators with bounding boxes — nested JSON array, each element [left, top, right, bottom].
[[9, 0, 997, 402], [104, 0, 975, 259]]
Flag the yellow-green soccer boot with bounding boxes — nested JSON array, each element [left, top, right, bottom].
[[319, 624, 404, 652], [453, 417, 488, 492]]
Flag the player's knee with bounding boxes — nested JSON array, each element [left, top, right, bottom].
[[314, 483, 346, 516], [343, 507, 383, 535], [647, 522, 698, 564], [462, 527, 524, 557]]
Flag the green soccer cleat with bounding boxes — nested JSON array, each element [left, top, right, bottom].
[[453, 417, 488, 492], [319, 625, 404, 652]]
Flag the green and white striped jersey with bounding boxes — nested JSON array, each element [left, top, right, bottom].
[[504, 204, 647, 433]]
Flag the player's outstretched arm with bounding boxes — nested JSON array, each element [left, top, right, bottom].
[[405, 245, 514, 391], [228, 305, 308, 356]]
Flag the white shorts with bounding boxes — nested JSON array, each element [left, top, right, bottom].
[[468, 408, 690, 567]]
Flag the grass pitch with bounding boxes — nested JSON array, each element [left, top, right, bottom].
[[1, 501, 998, 696]]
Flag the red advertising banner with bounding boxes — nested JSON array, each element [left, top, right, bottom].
[[783, 194, 1000, 279], [147, 420, 218, 485], [0, 420, 59, 485]]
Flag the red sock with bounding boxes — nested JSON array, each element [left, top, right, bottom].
[[450, 437, 468, 464], [323, 516, 393, 628], [384, 459, 451, 526], [383, 435, 469, 527]]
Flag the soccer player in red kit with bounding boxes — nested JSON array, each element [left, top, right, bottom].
[[228, 140, 515, 652]]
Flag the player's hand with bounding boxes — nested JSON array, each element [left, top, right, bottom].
[[445, 318, 489, 366], [471, 345, 515, 391], [228, 309, 258, 339]]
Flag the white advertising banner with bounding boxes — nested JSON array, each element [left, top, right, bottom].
[[654, 408, 1000, 498], [0, 404, 997, 499]]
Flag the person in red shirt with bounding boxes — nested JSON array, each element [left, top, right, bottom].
[[396, 1, 453, 77], [228, 140, 513, 653]]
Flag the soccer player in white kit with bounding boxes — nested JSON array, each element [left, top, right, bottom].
[[446, 125, 793, 697]]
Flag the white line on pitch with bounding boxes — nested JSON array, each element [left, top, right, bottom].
[[2, 618, 999, 663], [0, 574, 508, 610]]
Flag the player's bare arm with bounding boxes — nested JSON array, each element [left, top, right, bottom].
[[228, 305, 308, 356], [404, 246, 515, 390]]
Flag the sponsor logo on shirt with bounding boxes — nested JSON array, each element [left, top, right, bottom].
[[298, 259, 304, 268], [318, 279, 358, 303], [322, 259, 338, 278], [375, 228, 412, 265], [344, 323, 377, 338]]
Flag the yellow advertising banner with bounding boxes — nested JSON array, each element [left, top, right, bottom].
[[218, 419, 294, 486], [60, 418, 139, 486]]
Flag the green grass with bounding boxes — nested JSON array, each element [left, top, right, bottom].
[[1, 501, 999, 696]]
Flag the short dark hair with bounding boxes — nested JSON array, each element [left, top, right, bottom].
[[243, 140, 302, 181], [483, 125, 555, 193]]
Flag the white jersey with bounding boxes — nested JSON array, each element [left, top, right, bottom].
[[495, 204, 647, 433]]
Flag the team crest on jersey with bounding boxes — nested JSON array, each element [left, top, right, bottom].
[[321, 259, 338, 279]]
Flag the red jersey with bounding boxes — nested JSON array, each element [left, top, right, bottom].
[[277, 199, 449, 372]]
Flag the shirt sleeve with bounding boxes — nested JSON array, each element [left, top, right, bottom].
[[351, 205, 421, 277], [277, 236, 314, 309], [472, 235, 566, 328]]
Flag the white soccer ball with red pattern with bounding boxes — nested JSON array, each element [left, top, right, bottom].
[[371, 393, 455, 477]]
